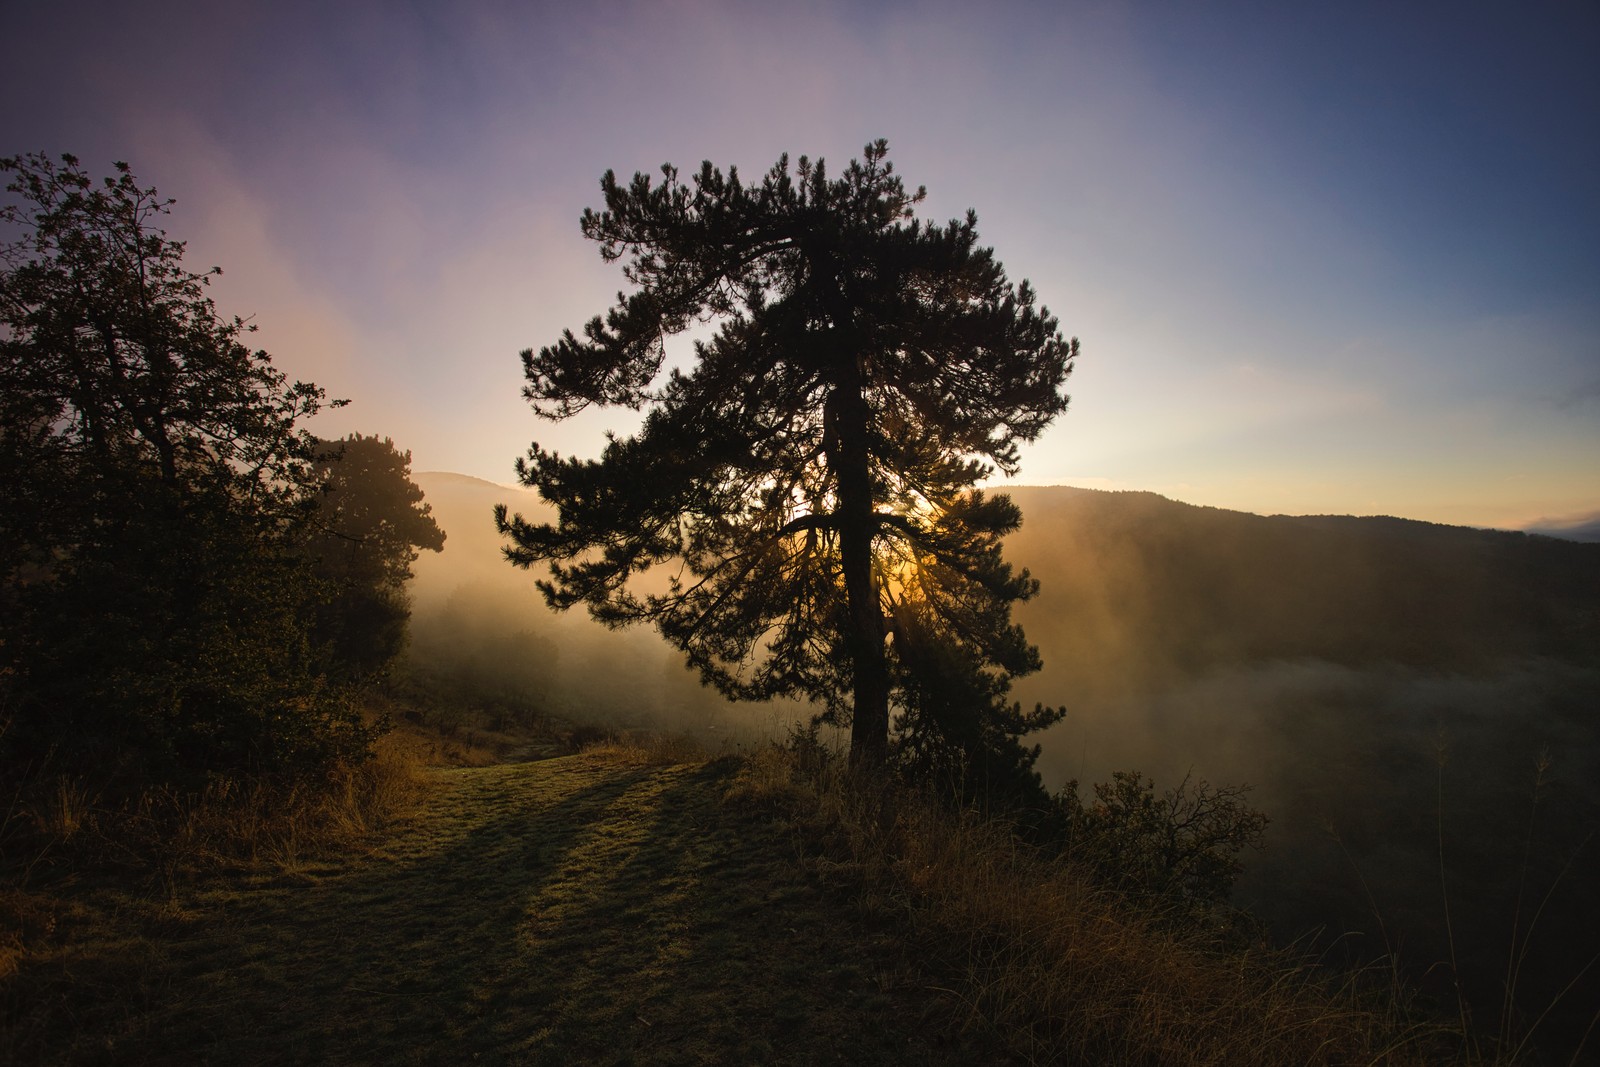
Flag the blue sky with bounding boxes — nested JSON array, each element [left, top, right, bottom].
[[3, 0, 1596, 529]]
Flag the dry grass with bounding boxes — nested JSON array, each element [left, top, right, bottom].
[[5, 726, 1546, 1065], [2, 747, 1011, 1065], [729, 743, 1474, 1066], [380, 713, 513, 767], [0, 734, 428, 1056], [579, 731, 713, 766], [2, 728, 429, 899], [0, 690, 574, 1015]]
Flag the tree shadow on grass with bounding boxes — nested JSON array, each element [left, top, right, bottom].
[[460, 758, 987, 1065], [31, 755, 1001, 1065], [35, 757, 655, 1064]]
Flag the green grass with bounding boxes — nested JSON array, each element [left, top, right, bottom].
[[4, 748, 1007, 1065]]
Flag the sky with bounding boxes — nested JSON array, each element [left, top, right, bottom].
[[3, 0, 1596, 530]]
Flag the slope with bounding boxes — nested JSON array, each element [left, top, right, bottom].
[[7, 750, 1001, 1066], [400, 475, 1600, 1053]]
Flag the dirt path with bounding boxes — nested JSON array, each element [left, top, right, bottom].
[[27, 752, 1000, 1065]]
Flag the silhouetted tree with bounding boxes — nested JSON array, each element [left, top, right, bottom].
[[498, 140, 1076, 765], [306, 434, 445, 680], [0, 152, 363, 785]]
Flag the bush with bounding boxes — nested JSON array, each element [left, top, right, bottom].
[[1057, 769, 1269, 917]]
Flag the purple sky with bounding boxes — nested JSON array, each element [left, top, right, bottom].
[[4, 1, 1596, 529]]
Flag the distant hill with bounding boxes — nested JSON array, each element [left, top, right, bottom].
[[999, 486, 1600, 689], [406, 472, 810, 736], [412, 475, 1600, 671], [408, 471, 547, 608], [405, 471, 1600, 780], [408, 475, 1600, 711], [1524, 510, 1600, 543]]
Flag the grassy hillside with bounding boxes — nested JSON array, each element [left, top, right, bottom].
[[4, 748, 1010, 1065], [8, 740, 1498, 1065]]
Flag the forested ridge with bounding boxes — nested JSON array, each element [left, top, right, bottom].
[[1002, 486, 1600, 678]]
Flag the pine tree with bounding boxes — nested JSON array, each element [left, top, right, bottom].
[[498, 141, 1076, 765]]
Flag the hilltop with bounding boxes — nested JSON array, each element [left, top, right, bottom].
[[3, 750, 1004, 1064], [400, 475, 1600, 1058], [7, 743, 1478, 1065]]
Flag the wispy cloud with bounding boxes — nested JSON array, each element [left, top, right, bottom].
[[1554, 376, 1600, 411], [6, 0, 1594, 524]]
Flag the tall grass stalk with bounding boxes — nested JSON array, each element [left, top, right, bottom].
[[1303, 731, 1596, 1064], [1501, 747, 1548, 1049], [1436, 728, 1472, 1047]]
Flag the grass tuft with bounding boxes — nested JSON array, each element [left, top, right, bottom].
[[2, 729, 428, 888]]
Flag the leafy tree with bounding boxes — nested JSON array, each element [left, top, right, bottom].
[[0, 152, 361, 786], [306, 434, 445, 681], [498, 140, 1076, 765]]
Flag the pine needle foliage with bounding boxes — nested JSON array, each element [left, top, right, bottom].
[[498, 140, 1076, 764]]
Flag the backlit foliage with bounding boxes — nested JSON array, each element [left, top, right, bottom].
[[499, 140, 1076, 764]]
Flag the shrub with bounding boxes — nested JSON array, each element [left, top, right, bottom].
[[1057, 769, 1269, 918]]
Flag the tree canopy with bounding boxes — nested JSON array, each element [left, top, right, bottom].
[[0, 154, 332, 570], [499, 141, 1076, 767], [0, 152, 360, 785], [306, 433, 445, 681]]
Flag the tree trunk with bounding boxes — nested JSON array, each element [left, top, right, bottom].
[[829, 379, 889, 767]]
